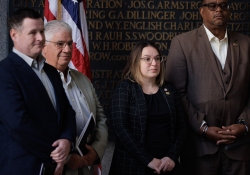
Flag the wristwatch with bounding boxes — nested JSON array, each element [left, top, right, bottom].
[[237, 119, 248, 135]]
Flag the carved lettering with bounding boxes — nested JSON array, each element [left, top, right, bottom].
[[38, 0, 44, 7], [86, 11, 105, 19], [230, 12, 250, 20], [127, 1, 202, 10], [95, 32, 123, 40], [92, 0, 122, 8], [9, 0, 250, 111], [98, 90, 113, 100], [12, 0, 44, 8], [180, 12, 201, 20], [108, 11, 176, 20], [228, 22, 250, 31], [91, 70, 122, 79], [84, 1, 248, 109], [230, 2, 250, 10]]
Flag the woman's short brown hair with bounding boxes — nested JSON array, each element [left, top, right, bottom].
[[122, 41, 165, 86]]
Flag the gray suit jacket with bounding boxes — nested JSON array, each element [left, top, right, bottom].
[[66, 69, 108, 175], [165, 25, 250, 161]]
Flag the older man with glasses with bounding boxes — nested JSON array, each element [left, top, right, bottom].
[[165, 0, 250, 174], [43, 20, 108, 175]]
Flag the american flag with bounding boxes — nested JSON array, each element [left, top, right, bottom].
[[44, 0, 91, 80]]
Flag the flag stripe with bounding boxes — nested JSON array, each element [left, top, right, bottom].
[[44, 0, 56, 21]]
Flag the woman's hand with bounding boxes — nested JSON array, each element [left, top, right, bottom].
[[159, 157, 175, 172], [147, 158, 161, 174]]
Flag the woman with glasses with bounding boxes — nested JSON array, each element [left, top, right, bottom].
[[109, 41, 186, 175]]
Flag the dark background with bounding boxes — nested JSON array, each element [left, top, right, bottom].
[[8, 0, 250, 114]]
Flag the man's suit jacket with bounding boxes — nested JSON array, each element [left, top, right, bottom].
[[66, 69, 108, 175], [0, 51, 76, 175], [109, 79, 186, 175], [165, 25, 250, 161]]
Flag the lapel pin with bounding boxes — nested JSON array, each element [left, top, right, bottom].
[[233, 43, 238, 47], [166, 92, 170, 95], [164, 88, 168, 91]]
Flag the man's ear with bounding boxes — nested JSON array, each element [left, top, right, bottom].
[[42, 44, 47, 55], [199, 7, 204, 18], [10, 29, 18, 41]]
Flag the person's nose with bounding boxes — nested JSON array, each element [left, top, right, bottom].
[[151, 58, 157, 65], [215, 4, 223, 12], [62, 44, 72, 52], [37, 32, 45, 41]]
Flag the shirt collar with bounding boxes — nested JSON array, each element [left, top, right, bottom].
[[203, 24, 228, 41], [13, 48, 45, 70], [58, 67, 72, 85], [13, 47, 34, 67]]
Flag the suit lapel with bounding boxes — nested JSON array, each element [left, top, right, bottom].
[[43, 62, 63, 120], [160, 85, 175, 143], [198, 26, 225, 92], [10, 52, 57, 117], [226, 33, 239, 94]]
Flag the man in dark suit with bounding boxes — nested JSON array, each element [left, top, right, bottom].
[[0, 8, 76, 175], [165, 0, 250, 174]]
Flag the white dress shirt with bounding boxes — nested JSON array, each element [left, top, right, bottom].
[[59, 69, 90, 136], [204, 24, 228, 70]]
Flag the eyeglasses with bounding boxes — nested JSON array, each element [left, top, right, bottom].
[[202, 2, 230, 11], [141, 56, 164, 64], [46, 40, 73, 49]]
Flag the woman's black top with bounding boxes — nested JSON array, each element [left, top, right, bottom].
[[144, 89, 178, 175]]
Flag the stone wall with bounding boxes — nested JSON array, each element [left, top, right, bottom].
[[0, 0, 8, 61]]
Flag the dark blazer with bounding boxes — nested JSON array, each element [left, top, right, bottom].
[[110, 79, 186, 175], [165, 25, 250, 160], [0, 51, 76, 175]]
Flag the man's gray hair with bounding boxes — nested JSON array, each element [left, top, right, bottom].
[[44, 20, 72, 41]]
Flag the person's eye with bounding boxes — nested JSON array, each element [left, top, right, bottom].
[[208, 3, 217, 8], [57, 42, 65, 47], [29, 31, 36, 35], [68, 42, 73, 47], [155, 57, 161, 61], [144, 57, 151, 62]]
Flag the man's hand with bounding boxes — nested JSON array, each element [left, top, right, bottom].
[[67, 153, 88, 170], [159, 157, 175, 172], [147, 158, 161, 174], [218, 124, 246, 137], [50, 139, 71, 163], [82, 144, 98, 166], [216, 124, 246, 145], [205, 126, 236, 144], [54, 162, 64, 175]]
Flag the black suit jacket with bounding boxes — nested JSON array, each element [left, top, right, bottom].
[[0, 51, 76, 175], [110, 79, 186, 175]]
